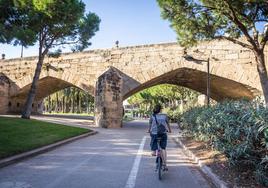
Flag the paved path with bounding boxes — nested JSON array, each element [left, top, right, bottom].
[[0, 119, 214, 188]]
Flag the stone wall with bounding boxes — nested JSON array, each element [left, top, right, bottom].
[[0, 74, 10, 114], [0, 39, 267, 127], [7, 98, 43, 114], [0, 39, 265, 101]]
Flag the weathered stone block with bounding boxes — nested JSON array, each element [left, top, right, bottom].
[[239, 53, 250, 59], [225, 53, 239, 60], [95, 67, 123, 128]]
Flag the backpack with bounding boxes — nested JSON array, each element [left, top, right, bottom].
[[153, 114, 166, 134]]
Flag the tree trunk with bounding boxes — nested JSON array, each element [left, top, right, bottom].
[[21, 33, 49, 119], [255, 50, 268, 105], [77, 90, 80, 113], [21, 54, 45, 118], [78, 93, 81, 113], [21, 45, 24, 58], [62, 96, 65, 113], [66, 97, 68, 113], [67, 96, 70, 113], [48, 95, 51, 113], [58, 100, 61, 112], [86, 94, 89, 114], [55, 92, 59, 113], [71, 96, 75, 113]]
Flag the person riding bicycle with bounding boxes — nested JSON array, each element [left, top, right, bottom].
[[148, 104, 171, 170]]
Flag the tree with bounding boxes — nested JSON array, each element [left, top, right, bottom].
[[157, 0, 268, 104], [0, 0, 100, 118], [0, 1, 36, 46], [127, 84, 199, 115], [43, 86, 95, 114]]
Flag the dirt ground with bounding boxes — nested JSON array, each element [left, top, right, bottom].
[[179, 136, 267, 188]]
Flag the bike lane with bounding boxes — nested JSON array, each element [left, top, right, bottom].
[[0, 119, 214, 188], [134, 134, 213, 188]]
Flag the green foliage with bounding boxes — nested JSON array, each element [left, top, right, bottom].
[[0, 0, 100, 51], [0, 0, 35, 45], [127, 84, 199, 117], [47, 49, 62, 58], [181, 100, 268, 186], [44, 87, 94, 114], [166, 108, 182, 122], [157, 0, 268, 48]]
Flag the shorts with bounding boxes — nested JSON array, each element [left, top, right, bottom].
[[150, 133, 167, 151]]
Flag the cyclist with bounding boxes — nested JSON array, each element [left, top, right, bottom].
[[148, 104, 171, 170]]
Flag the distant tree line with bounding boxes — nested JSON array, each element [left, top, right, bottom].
[[127, 84, 199, 118], [44, 84, 199, 116], [44, 87, 94, 114]]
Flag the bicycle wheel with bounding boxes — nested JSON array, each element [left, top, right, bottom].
[[157, 157, 162, 180]]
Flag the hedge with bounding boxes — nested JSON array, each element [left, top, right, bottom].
[[180, 100, 268, 186]]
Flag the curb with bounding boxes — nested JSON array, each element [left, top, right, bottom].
[[175, 137, 229, 188], [0, 130, 98, 168]]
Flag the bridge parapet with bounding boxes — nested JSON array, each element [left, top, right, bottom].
[[0, 39, 267, 127]]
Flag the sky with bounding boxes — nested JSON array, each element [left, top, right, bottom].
[[0, 0, 177, 59]]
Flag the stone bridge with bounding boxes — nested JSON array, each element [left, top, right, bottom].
[[0, 39, 267, 128]]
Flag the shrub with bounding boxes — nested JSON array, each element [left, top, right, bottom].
[[167, 108, 182, 122], [181, 99, 268, 186]]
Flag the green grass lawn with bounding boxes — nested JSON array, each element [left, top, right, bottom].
[[0, 117, 91, 159]]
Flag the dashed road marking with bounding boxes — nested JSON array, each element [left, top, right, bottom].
[[125, 136, 147, 188]]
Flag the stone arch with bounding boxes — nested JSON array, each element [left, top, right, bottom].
[[12, 76, 94, 101], [122, 68, 261, 101], [9, 74, 95, 114], [13, 70, 95, 100]]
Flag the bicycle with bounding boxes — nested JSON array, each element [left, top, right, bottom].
[[155, 137, 166, 180]]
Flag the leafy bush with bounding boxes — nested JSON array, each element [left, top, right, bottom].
[[167, 108, 182, 122], [180, 99, 268, 186]]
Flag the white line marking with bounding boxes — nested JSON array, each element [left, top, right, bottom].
[[125, 136, 147, 188]]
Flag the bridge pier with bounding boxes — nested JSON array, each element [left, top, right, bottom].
[[95, 67, 123, 128], [0, 74, 43, 115], [0, 74, 10, 114]]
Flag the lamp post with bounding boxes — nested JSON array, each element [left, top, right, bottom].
[[206, 57, 210, 107], [183, 54, 210, 107]]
